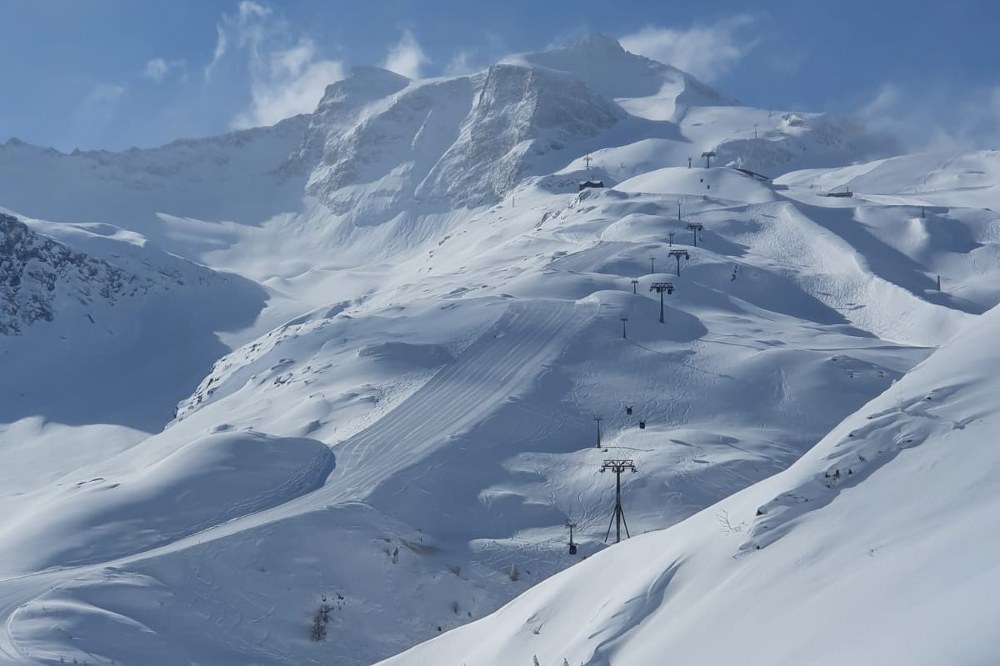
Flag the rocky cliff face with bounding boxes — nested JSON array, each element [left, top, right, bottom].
[[0, 213, 149, 334], [303, 61, 626, 219], [415, 63, 625, 207]]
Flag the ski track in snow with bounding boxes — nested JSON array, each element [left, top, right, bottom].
[[0, 299, 595, 663], [323, 300, 594, 502]]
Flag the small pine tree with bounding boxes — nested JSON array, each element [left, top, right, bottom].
[[311, 597, 333, 641], [311, 613, 327, 642]]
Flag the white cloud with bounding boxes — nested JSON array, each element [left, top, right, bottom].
[[206, 1, 272, 80], [207, 1, 346, 129], [66, 83, 126, 149], [234, 39, 345, 128], [444, 50, 478, 77], [144, 58, 169, 81], [858, 83, 900, 125], [859, 82, 1000, 152], [382, 30, 428, 80], [207, 25, 229, 80], [143, 58, 186, 82], [620, 16, 757, 82], [80, 83, 126, 116]]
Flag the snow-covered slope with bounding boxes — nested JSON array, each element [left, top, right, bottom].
[[777, 149, 1000, 211], [379, 298, 1000, 666], [0, 211, 266, 429], [0, 213, 148, 335], [5, 155, 997, 663], [0, 33, 995, 666]]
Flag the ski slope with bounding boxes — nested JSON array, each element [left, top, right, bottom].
[[777, 149, 1000, 211], [321, 300, 597, 501], [378, 300, 1000, 666], [0, 298, 597, 663]]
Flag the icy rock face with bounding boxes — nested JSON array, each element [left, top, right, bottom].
[[306, 62, 625, 217], [305, 75, 476, 219], [0, 214, 147, 334], [295, 67, 412, 168], [418, 64, 625, 206], [314, 67, 412, 129]]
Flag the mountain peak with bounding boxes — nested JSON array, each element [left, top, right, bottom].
[[317, 66, 410, 111], [568, 32, 627, 54], [502, 31, 728, 105]]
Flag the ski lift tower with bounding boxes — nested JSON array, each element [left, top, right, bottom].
[[687, 222, 704, 247], [649, 282, 675, 323], [701, 151, 716, 168], [600, 459, 638, 543], [668, 249, 690, 276]]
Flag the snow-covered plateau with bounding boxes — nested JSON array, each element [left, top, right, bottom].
[[0, 34, 998, 665]]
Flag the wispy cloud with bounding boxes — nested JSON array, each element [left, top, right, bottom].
[[444, 50, 490, 76], [208, 25, 229, 81], [208, 1, 346, 129], [143, 58, 186, 82], [444, 50, 477, 77], [144, 59, 170, 82], [205, 0, 271, 80], [234, 37, 345, 128], [442, 33, 507, 78], [382, 30, 428, 80], [620, 16, 758, 82], [859, 82, 1000, 152], [80, 83, 126, 118], [64, 83, 126, 150]]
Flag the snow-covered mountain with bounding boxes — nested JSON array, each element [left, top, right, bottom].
[[0, 34, 996, 666]]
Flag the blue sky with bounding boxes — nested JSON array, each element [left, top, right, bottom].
[[1, 0, 997, 152]]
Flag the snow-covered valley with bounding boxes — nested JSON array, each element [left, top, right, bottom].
[[1, 34, 998, 665]]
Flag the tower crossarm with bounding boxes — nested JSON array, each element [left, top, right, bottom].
[[649, 282, 674, 295], [601, 459, 638, 473]]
